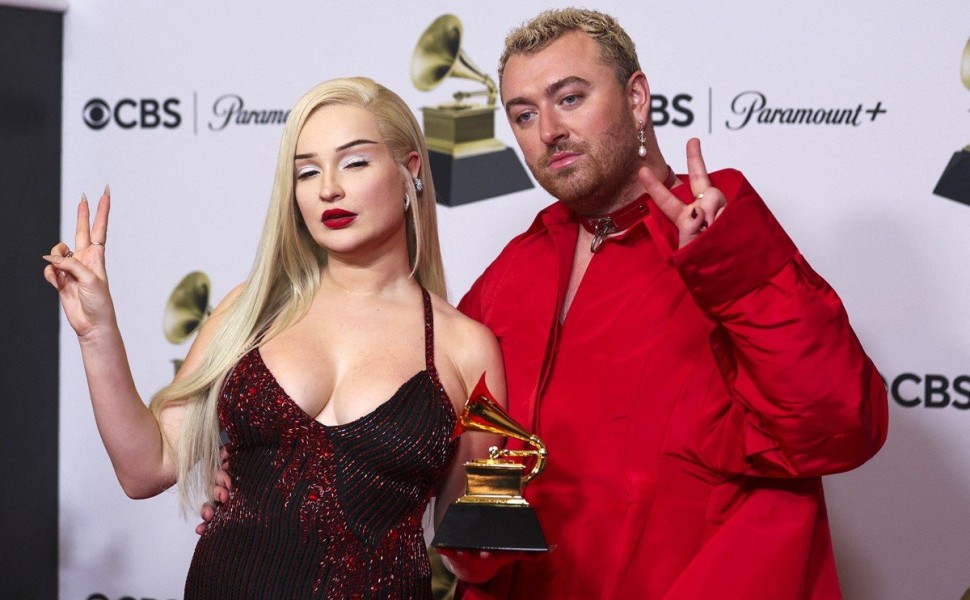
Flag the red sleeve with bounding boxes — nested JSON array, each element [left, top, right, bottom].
[[672, 170, 888, 477], [458, 263, 491, 323]]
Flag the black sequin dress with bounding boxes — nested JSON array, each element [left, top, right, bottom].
[[184, 288, 458, 599]]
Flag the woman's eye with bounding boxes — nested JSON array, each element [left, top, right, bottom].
[[345, 159, 369, 169], [296, 167, 319, 180]]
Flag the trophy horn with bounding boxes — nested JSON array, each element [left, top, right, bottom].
[[460, 376, 547, 483], [410, 14, 497, 106], [962, 37, 970, 91], [163, 271, 212, 344]]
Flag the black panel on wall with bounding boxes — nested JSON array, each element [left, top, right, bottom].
[[0, 6, 63, 599]]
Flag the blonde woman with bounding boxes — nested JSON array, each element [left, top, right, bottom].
[[44, 77, 504, 599]]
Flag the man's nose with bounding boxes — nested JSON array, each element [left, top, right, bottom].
[[539, 111, 568, 146]]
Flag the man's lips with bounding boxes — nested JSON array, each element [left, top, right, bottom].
[[547, 151, 581, 170], [321, 208, 357, 229]]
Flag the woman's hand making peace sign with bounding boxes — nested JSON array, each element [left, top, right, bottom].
[[43, 187, 115, 339]]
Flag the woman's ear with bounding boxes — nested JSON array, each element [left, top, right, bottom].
[[406, 151, 421, 180]]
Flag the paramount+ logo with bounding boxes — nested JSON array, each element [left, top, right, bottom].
[[646, 89, 888, 133], [884, 372, 970, 409], [83, 97, 181, 130]]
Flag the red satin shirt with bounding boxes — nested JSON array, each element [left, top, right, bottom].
[[456, 169, 887, 599]]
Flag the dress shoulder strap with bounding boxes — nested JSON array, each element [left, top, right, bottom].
[[421, 287, 435, 371]]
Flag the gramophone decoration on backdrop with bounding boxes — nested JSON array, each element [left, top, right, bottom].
[[163, 271, 212, 375], [934, 36, 970, 207], [432, 374, 549, 553], [411, 14, 533, 207]]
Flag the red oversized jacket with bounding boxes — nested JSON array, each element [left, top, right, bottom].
[[456, 170, 887, 599]]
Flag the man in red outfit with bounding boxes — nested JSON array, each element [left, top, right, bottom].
[[447, 7, 888, 600], [200, 8, 887, 597]]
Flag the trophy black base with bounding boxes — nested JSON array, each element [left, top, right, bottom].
[[431, 502, 548, 552], [429, 148, 534, 207], [933, 150, 970, 207]]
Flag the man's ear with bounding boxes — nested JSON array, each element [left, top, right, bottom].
[[627, 71, 651, 124]]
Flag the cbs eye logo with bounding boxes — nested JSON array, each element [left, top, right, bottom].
[[83, 97, 182, 130]]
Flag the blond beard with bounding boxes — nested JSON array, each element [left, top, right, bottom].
[[526, 117, 642, 216]]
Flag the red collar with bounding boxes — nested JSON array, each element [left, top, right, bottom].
[[577, 166, 677, 252]]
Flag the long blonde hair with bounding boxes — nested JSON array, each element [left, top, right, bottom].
[[150, 77, 446, 511]]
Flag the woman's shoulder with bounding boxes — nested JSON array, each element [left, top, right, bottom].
[[212, 282, 248, 317], [427, 290, 496, 346], [427, 291, 502, 376]]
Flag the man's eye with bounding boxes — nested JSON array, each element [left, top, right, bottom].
[[515, 111, 536, 125], [561, 94, 580, 106]]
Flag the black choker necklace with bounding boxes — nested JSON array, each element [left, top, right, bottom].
[[578, 166, 677, 253]]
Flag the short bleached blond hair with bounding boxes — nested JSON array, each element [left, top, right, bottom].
[[498, 8, 641, 88]]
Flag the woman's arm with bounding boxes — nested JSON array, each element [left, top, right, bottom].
[[44, 189, 237, 498]]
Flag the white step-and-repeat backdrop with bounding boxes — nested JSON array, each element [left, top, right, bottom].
[[59, 1, 970, 598]]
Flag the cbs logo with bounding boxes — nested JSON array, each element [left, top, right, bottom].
[[886, 373, 970, 409], [83, 97, 182, 130], [651, 93, 694, 127]]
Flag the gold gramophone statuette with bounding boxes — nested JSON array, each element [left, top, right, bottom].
[[163, 271, 212, 374], [431, 375, 549, 553], [409, 13, 534, 206], [933, 36, 970, 205]]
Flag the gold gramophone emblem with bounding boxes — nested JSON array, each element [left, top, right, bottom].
[[961, 37, 970, 99], [410, 14, 533, 206], [163, 271, 212, 374], [432, 375, 548, 552], [934, 36, 970, 205], [412, 14, 501, 156]]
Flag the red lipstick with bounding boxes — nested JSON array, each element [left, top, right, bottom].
[[322, 208, 357, 229]]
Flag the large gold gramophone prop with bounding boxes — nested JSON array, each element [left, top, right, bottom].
[[411, 14, 533, 207], [163, 271, 212, 374], [432, 375, 549, 553], [934, 36, 970, 206]]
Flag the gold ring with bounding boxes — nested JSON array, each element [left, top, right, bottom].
[[695, 192, 704, 200]]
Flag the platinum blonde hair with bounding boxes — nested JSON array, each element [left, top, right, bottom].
[[149, 77, 445, 511]]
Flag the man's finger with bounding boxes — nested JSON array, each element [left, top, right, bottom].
[[686, 138, 712, 199], [638, 166, 685, 224]]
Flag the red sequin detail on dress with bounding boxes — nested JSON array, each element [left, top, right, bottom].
[[184, 288, 457, 599]]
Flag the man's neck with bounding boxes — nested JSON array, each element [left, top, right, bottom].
[[577, 162, 674, 217]]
